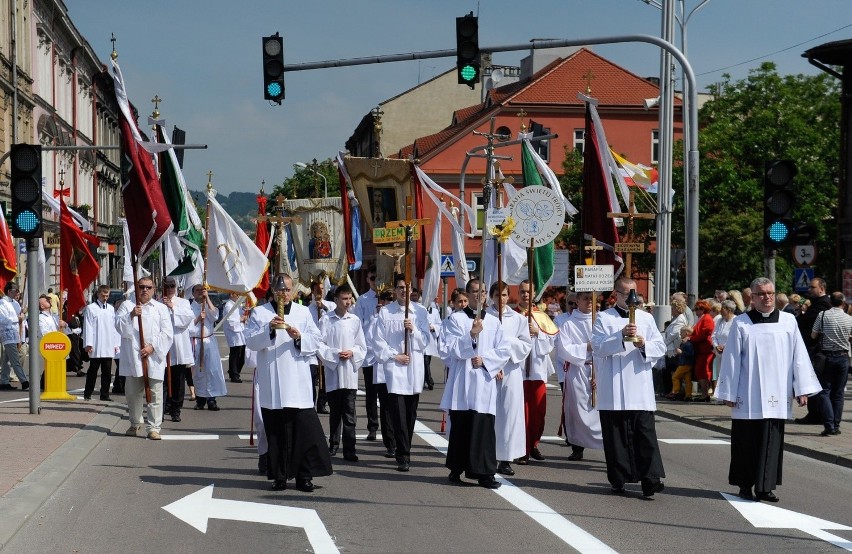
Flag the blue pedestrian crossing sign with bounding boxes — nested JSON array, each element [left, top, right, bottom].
[[794, 268, 814, 292], [440, 255, 455, 277]]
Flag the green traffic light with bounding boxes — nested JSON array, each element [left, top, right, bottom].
[[460, 64, 477, 82], [266, 82, 283, 98]]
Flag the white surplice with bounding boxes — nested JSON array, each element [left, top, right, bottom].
[[190, 301, 227, 398], [317, 310, 366, 392], [592, 308, 666, 411], [245, 302, 322, 409], [373, 301, 431, 395], [523, 312, 556, 382], [222, 299, 246, 348], [716, 310, 821, 419], [557, 310, 603, 449], [84, 300, 116, 358], [164, 295, 195, 366], [439, 311, 510, 415], [424, 302, 442, 357], [115, 299, 174, 380], [553, 312, 572, 384], [488, 306, 532, 461]]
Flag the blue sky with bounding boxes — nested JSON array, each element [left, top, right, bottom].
[[65, 1, 851, 196]]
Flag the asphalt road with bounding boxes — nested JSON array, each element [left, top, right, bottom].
[[5, 334, 852, 553]]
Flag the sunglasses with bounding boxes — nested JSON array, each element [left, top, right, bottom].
[[138, 285, 154, 291], [164, 284, 176, 288]]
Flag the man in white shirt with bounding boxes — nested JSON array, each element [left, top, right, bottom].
[[84, 285, 117, 401], [352, 267, 379, 439], [0, 283, 27, 391], [161, 276, 195, 422], [223, 292, 247, 383], [116, 278, 174, 440], [318, 284, 366, 462], [593, 277, 667, 498], [373, 275, 431, 472], [308, 280, 335, 414]]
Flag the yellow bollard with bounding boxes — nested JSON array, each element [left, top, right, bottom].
[[40, 331, 76, 401]]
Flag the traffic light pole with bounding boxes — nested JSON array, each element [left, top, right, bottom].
[[283, 33, 700, 327], [26, 239, 39, 413]]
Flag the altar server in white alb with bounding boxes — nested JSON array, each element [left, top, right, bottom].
[[440, 281, 513, 489], [161, 276, 195, 423], [223, 292, 248, 383], [115, 277, 174, 440], [83, 285, 117, 401], [308, 279, 336, 413], [244, 274, 332, 493], [715, 277, 821, 503], [486, 280, 532, 477], [592, 277, 667, 498], [557, 290, 603, 461], [366, 288, 397, 458], [373, 275, 431, 472], [190, 284, 227, 411], [317, 284, 366, 462]]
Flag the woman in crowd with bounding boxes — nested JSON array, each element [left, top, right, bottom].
[[710, 300, 736, 397], [689, 300, 715, 402]]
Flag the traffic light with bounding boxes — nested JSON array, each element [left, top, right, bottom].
[[763, 160, 796, 248], [262, 34, 284, 104], [456, 13, 479, 88], [9, 143, 43, 239]]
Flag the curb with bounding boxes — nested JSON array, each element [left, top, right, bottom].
[[0, 404, 124, 550]]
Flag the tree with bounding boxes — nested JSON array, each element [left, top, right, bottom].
[[681, 62, 840, 293], [271, 158, 341, 201]]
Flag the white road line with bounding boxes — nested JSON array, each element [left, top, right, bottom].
[[413, 421, 617, 554], [161, 435, 220, 441], [659, 439, 729, 445]]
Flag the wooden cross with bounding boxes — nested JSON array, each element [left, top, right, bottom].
[[606, 189, 655, 277], [584, 237, 603, 265], [583, 69, 596, 94]]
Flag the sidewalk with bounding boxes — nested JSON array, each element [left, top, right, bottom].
[[655, 390, 852, 469]]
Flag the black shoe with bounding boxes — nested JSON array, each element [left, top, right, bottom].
[[0, 383, 16, 390], [171, 414, 181, 422], [328, 444, 339, 456], [448, 472, 462, 483], [396, 461, 410, 472], [496, 461, 515, 476], [383, 449, 396, 458], [530, 447, 546, 461], [478, 476, 501, 489], [316, 405, 329, 414], [567, 449, 584, 461], [100, 396, 111, 401], [208, 401, 220, 411], [514, 456, 529, 465], [83, 395, 91, 401], [76, 371, 86, 377], [821, 429, 834, 437], [271, 479, 287, 491], [230, 377, 243, 383], [343, 453, 359, 462], [794, 416, 820, 425], [21, 382, 29, 391], [737, 486, 755, 501], [641, 479, 665, 498], [194, 404, 204, 410], [611, 484, 626, 495], [756, 491, 779, 503], [296, 478, 315, 493], [833, 429, 842, 435], [427, 383, 434, 391], [258, 453, 268, 475], [365, 431, 377, 441]]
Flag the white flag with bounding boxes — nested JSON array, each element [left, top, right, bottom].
[[121, 218, 150, 284], [205, 190, 269, 294], [421, 209, 442, 306], [450, 205, 469, 289]]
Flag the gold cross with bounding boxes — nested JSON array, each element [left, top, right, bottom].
[[517, 108, 528, 132], [58, 167, 66, 185], [583, 69, 596, 94], [151, 94, 162, 119]]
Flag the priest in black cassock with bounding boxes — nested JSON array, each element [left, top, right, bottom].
[[715, 277, 821, 502], [591, 277, 667, 498]]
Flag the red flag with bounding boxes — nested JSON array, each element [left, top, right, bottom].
[[582, 107, 621, 271], [339, 165, 356, 268], [0, 209, 17, 290], [411, 164, 426, 280], [60, 198, 100, 318], [252, 194, 270, 300]]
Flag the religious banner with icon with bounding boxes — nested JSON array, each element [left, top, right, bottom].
[[284, 198, 348, 285]]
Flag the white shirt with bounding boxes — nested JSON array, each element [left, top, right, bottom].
[[222, 299, 246, 347], [0, 296, 20, 345], [163, 295, 195, 366], [84, 300, 117, 358], [317, 310, 366, 391], [115, 298, 174, 380], [373, 301, 431, 395]]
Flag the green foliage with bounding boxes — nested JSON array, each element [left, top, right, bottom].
[[271, 158, 341, 201], [689, 62, 840, 293]]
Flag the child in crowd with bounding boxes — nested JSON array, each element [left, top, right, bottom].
[[666, 326, 694, 401]]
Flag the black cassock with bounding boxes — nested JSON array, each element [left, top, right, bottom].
[[446, 410, 497, 479], [728, 419, 784, 492], [261, 407, 333, 482], [599, 410, 666, 486]]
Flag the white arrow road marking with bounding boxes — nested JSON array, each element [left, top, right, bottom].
[[659, 439, 729, 445], [722, 492, 852, 550], [163, 484, 339, 554], [414, 421, 617, 554]]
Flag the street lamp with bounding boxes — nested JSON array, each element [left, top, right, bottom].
[[294, 159, 327, 198]]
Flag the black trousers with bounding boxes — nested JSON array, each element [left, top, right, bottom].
[[228, 345, 246, 379], [84, 358, 112, 398], [164, 363, 188, 415], [328, 388, 357, 454], [112, 359, 125, 393], [376, 382, 396, 452], [362, 366, 379, 434], [310, 364, 328, 408], [423, 355, 434, 387], [387, 392, 419, 463]]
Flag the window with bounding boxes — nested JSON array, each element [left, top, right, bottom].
[[574, 129, 585, 155], [471, 192, 486, 237], [651, 130, 660, 165]]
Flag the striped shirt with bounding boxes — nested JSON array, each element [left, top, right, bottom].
[[812, 307, 852, 353]]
